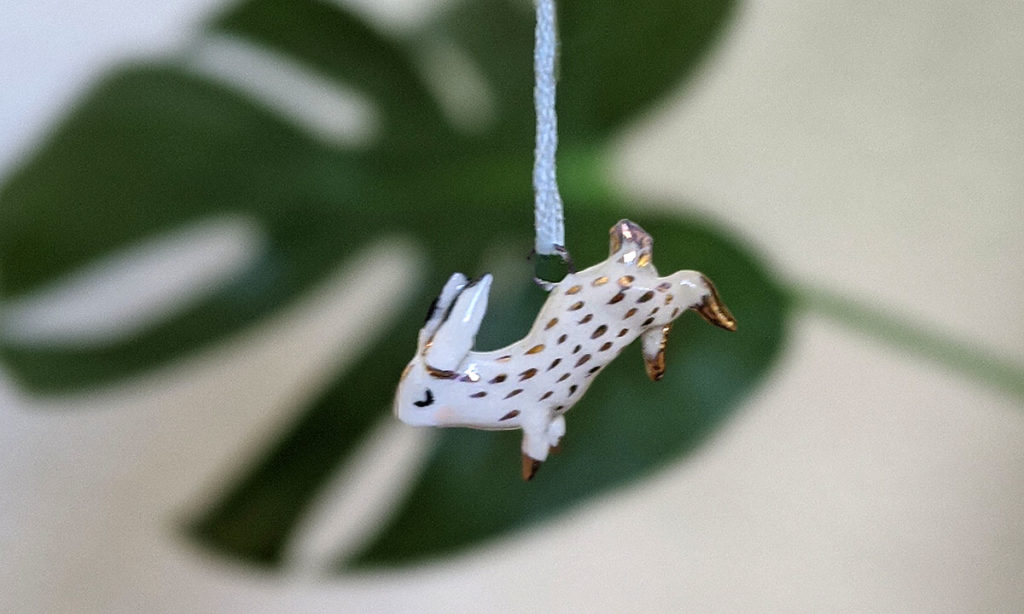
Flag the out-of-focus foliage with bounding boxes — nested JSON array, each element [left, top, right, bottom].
[[0, 0, 789, 568]]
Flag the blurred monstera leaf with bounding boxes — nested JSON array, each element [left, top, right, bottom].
[[0, 0, 788, 567]]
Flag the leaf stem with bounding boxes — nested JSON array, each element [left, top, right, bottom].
[[791, 284, 1024, 403]]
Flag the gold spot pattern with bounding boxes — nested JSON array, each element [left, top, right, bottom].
[[569, 301, 585, 311], [519, 368, 538, 380], [566, 285, 582, 295], [592, 276, 609, 286], [425, 366, 458, 379], [497, 354, 512, 362], [665, 294, 674, 304], [526, 344, 545, 354], [617, 275, 634, 288], [591, 325, 608, 339], [545, 318, 559, 330], [579, 313, 593, 324]]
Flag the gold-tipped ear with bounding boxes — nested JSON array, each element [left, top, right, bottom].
[[694, 276, 737, 331]]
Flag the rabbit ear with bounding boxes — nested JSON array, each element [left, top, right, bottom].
[[417, 273, 469, 349], [423, 274, 493, 372]]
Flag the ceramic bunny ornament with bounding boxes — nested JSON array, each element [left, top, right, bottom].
[[394, 220, 736, 480]]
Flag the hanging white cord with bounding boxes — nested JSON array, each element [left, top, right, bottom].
[[533, 0, 565, 256]]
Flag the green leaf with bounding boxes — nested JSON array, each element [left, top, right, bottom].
[[419, 0, 737, 145], [0, 64, 382, 390], [559, 0, 738, 139], [1, 0, 781, 570], [209, 0, 449, 146]]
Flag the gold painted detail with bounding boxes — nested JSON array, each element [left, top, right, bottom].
[[617, 275, 634, 288], [592, 276, 609, 286], [644, 323, 673, 382], [545, 318, 559, 330], [694, 275, 737, 331], [568, 301, 585, 311], [526, 344, 546, 355], [425, 364, 458, 379], [566, 284, 582, 295]]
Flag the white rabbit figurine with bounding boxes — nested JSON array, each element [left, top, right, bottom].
[[394, 220, 736, 480]]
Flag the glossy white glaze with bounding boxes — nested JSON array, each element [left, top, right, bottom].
[[394, 220, 736, 479]]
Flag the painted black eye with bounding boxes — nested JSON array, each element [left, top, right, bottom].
[[413, 389, 435, 407]]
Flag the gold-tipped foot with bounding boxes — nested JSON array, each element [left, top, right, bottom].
[[695, 276, 737, 331], [643, 324, 672, 381], [644, 353, 666, 381], [522, 454, 542, 481]]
